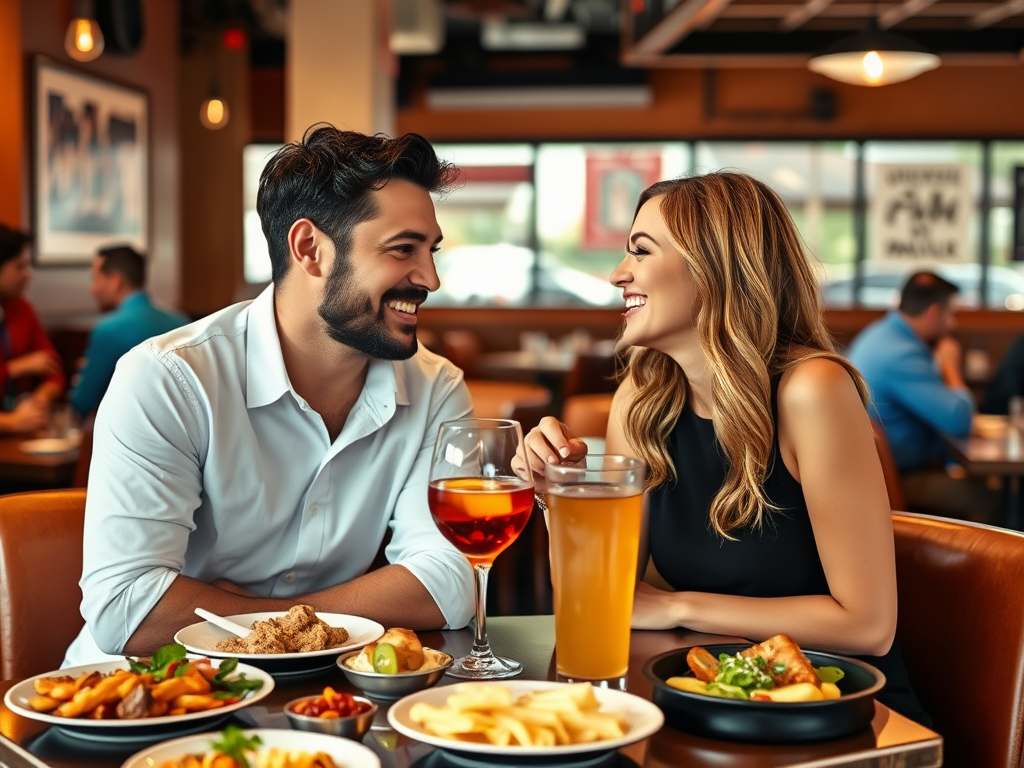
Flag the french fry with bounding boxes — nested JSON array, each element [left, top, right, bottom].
[[55, 670, 132, 718], [32, 676, 74, 697], [74, 672, 103, 692], [45, 681, 79, 701], [151, 674, 209, 703], [447, 685, 514, 712], [492, 712, 533, 746], [170, 694, 226, 712], [27, 696, 60, 712]]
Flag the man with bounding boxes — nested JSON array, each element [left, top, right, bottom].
[[848, 271, 997, 521], [69, 245, 188, 417], [65, 127, 475, 664], [0, 224, 65, 434]]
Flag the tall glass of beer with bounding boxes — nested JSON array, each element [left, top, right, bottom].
[[545, 455, 646, 688]]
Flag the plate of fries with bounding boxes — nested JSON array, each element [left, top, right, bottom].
[[387, 681, 663, 759], [4, 659, 274, 742], [121, 727, 382, 768]]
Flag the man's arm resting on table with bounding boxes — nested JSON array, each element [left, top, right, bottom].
[[121, 564, 446, 656]]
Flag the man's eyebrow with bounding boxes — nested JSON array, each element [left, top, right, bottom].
[[383, 230, 443, 246]]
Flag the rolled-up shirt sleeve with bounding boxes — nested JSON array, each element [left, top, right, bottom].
[[890, 352, 974, 437], [80, 345, 206, 654], [385, 369, 475, 630]]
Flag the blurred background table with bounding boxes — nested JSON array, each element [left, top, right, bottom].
[[0, 436, 79, 491]]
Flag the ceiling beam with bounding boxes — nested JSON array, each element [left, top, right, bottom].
[[970, 0, 1024, 27], [878, 0, 939, 27], [626, 0, 736, 57], [727, 4, 1002, 18], [780, 0, 836, 31]]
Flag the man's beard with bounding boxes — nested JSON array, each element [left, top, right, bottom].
[[317, 256, 427, 360]]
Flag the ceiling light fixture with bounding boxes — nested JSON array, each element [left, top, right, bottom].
[[65, 0, 105, 62], [808, 19, 940, 87]]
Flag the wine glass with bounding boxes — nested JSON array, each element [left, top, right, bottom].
[[428, 418, 534, 679]]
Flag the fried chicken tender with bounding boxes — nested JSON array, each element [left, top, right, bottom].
[[739, 634, 820, 687], [215, 605, 349, 654], [685, 647, 721, 684]]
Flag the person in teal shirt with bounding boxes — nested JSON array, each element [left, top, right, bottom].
[[70, 246, 189, 416]]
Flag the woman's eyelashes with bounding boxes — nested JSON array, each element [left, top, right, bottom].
[[627, 245, 650, 260]]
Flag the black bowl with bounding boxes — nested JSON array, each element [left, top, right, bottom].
[[642, 643, 885, 744]]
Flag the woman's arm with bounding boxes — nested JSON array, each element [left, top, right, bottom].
[[629, 358, 898, 657]]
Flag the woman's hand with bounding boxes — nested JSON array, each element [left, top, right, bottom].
[[511, 416, 589, 482], [631, 581, 686, 630]]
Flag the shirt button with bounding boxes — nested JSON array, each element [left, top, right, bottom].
[[309, 502, 318, 517], [284, 572, 297, 583]]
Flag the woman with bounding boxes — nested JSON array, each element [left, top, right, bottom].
[[517, 172, 928, 723]]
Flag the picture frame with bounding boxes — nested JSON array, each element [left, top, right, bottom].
[[31, 57, 149, 266], [582, 151, 662, 250]]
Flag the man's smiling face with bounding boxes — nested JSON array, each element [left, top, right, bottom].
[[317, 178, 443, 360]]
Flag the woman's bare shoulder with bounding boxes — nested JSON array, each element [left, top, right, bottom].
[[778, 356, 863, 414]]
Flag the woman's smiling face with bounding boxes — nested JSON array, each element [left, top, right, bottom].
[[611, 195, 701, 355]]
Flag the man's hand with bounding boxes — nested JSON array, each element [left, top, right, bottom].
[[7, 350, 62, 380], [0, 398, 48, 434], [934, 337, 967, 389]]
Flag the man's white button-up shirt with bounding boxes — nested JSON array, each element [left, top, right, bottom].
[[65, 285, 475, 665]]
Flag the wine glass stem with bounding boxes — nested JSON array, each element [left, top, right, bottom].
[[471, 562, 492, 657]]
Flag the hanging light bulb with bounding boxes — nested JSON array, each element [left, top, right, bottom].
[[808, 19, 939, 86], [200, 89, 230, 130], [65, 0, 105, 62]]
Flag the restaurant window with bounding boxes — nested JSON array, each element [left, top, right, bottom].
[[694, 141, 858, 306], [430, 144, 536, 307], [534, 142, 690, 307], [990, 142, 1024, 310], [242, 143, 283, 285]]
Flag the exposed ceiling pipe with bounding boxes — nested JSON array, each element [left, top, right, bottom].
[[780, 0, 836, 31], [878, 0, 939, 28]]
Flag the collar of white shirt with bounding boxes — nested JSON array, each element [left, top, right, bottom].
[[243, 285, 412, 414]]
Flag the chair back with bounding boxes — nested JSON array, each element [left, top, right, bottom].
[[0, 489, 87, 679], [893, 512, 1024, 768], [441, 331, 482, 377], [870, 419, 906, 511], [562, 393, 613, 439], [562, 352, 618, 399]]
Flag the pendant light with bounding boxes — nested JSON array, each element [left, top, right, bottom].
[[65, 0, 105, 62], [199, 33, 230, 130], [808, 19, 940, 86]]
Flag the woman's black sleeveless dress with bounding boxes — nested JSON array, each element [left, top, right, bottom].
[[647, 380, 930, 725]]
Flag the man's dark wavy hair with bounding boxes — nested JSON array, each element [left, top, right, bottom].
[[256, 125, 457, 284]]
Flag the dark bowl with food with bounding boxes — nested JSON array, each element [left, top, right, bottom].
[[642, 644, 885, 744]]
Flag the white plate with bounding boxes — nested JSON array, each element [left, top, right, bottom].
[[121, 727, 381, 768], [19, 436, 80, 454], [387, 680, 664, 759], [175, 612, 385, 676], [4, 659, 273, 743]]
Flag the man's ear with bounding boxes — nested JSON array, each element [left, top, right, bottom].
[[287, 218, 329, 278]]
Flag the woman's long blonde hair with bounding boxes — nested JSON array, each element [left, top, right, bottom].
[[622, 172, 867, 539]]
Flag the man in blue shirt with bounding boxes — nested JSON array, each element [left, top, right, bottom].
[[848, 271, 998, 521], [69, 246, 188, 417]]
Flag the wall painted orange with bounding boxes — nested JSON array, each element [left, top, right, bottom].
[[396, 65, 1024, 141], [0, 0, 22, 226]]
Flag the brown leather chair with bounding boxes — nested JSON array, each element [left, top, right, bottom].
[[562, 352, 618, 399], [893, 512, 1024, 768], [562, 393, 613, 439], [870, 418, 906, 512], [0, 489, 87, 679], [441, 330, 482, 378]]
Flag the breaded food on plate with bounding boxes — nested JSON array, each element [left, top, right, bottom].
[[739, 634, 819, 687]]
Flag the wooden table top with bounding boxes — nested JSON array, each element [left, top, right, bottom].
[[0, 435, 79, 487], [0, 616, 941, 768], [942, 415, 1024, 475]]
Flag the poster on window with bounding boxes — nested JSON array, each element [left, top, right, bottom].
[[871, 163, 973, 264], [583, 152, 662, 250]]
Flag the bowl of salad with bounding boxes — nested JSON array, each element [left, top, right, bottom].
[[642, 635, 885, 743]]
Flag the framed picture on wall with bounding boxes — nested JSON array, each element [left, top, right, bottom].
[[32, 57, 148, 266], [582, 151, 662, 250]]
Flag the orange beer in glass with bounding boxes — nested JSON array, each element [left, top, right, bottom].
[[546, 455, 646, 685]]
